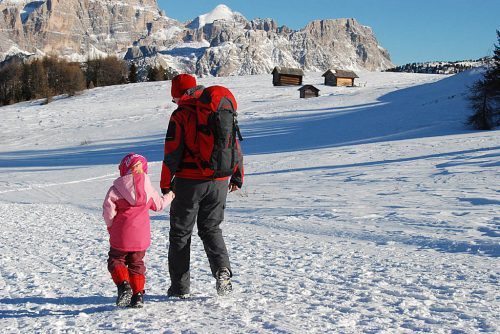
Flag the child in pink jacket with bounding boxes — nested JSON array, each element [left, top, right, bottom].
[[103, 153, 174, 308]]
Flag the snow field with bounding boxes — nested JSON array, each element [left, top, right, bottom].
[[0, 201, 498, 333], [0, 70, 499, 332]]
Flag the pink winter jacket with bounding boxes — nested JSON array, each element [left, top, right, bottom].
[[102, 173, 174, 252]]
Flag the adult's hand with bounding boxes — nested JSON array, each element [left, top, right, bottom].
[[228, 183, 240, 193]]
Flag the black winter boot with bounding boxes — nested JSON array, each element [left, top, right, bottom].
[[216, 267, 233, 296], [129, 292, 144, 308], [167, 287, 190, 299], [116, 281, 133, 307]]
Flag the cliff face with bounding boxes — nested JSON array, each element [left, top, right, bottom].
[[192, 17, 393, 76], [0, 1, 394, 75], [290, 19, 394, 71], [0, 0, 179, 60], [0, 3, 25, 56]]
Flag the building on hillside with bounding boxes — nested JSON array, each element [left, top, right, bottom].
[[298, 85, 320, 98], [272, 66, 304, 86], [322, 69, 359, 87]]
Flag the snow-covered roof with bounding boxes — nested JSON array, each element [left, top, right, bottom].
[[272, 66, 304, 76], [323, 69, 359, 78], [298, 84, 320, 92]]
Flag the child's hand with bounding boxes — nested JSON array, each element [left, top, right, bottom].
[[163, 191, 175, 205]]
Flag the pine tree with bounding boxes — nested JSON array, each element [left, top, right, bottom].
[[29, 59, 50, 99], [58, 61, 86, 96], [147, 66, 162, 82], [20, 62, 33, 101], [467, 30, 500, 129], [158, 65, 165, 81], [468, 79, 494, 130], [164, 66, 178, 80], [485, 30, 500, 99], [85, 56, 127, 87], [100, 56, 127, 86], [0, 60, 23, 105], [128, 63, 138, 83], [86, 58, 101, 88]]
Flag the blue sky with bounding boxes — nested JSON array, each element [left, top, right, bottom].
[[157, 0, 499, 66]]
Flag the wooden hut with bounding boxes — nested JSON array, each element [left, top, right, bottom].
[[322, 69, 359, 87], [272, 66, 304, 86], [298, 85, 320, 98]]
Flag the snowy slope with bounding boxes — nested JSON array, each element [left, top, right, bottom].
[[0, 0, 33, 4], [0, 71, 499, 333]]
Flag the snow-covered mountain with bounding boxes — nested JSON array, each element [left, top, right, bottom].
[[0, 1, 394, 75], [1, 70, 499, 332], [184, 16, 393, 76], [132, 4, 394, 75], [186, 4, 247, 29]]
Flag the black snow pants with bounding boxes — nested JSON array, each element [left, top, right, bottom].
[[168, 178, 231, 294]]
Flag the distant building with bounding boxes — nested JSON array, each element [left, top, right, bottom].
[[322, 69, 359, 87], [272, 67, 304, 86], [298, 85, 320, 98]]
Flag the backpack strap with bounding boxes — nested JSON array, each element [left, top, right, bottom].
[[235, 120, 243, 141]]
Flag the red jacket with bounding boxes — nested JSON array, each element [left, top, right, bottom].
[[160, 86, 244, 192]]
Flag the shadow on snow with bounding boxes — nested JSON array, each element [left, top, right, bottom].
[[0, 134, 165, 169], [232, 215, 500, 258], [0, 295, 114, 318], [0, 71, 493, 169], [0, 294, 210, 319], [241, 71, 486, 155]]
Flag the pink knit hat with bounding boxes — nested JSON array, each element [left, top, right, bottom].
[[119, 153, 148, 176]]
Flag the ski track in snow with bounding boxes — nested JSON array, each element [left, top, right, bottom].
[[0, 71, 499, 333]]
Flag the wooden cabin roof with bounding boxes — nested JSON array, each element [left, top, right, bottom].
[[322, 69, 359, 78], [298, 85, 320, 92], [272, 66, 304, 76]]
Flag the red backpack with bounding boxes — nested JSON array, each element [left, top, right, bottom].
[[188, 86, 243, 178]]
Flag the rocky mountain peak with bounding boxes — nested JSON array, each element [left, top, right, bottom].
[[187, 4, 247, 29], [246, 18, 279, 32], [0, 0, 180, 61], [0, 1, 394, 76]]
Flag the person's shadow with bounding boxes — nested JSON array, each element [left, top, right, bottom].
[[0, 296, 115, 318], [0, 294, 210, 318]]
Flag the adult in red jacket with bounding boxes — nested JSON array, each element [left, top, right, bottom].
[[161, 74, 244, 297]]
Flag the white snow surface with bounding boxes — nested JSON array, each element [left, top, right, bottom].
[[0, 71, 499, 333], [0, 0, 32, 4]]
